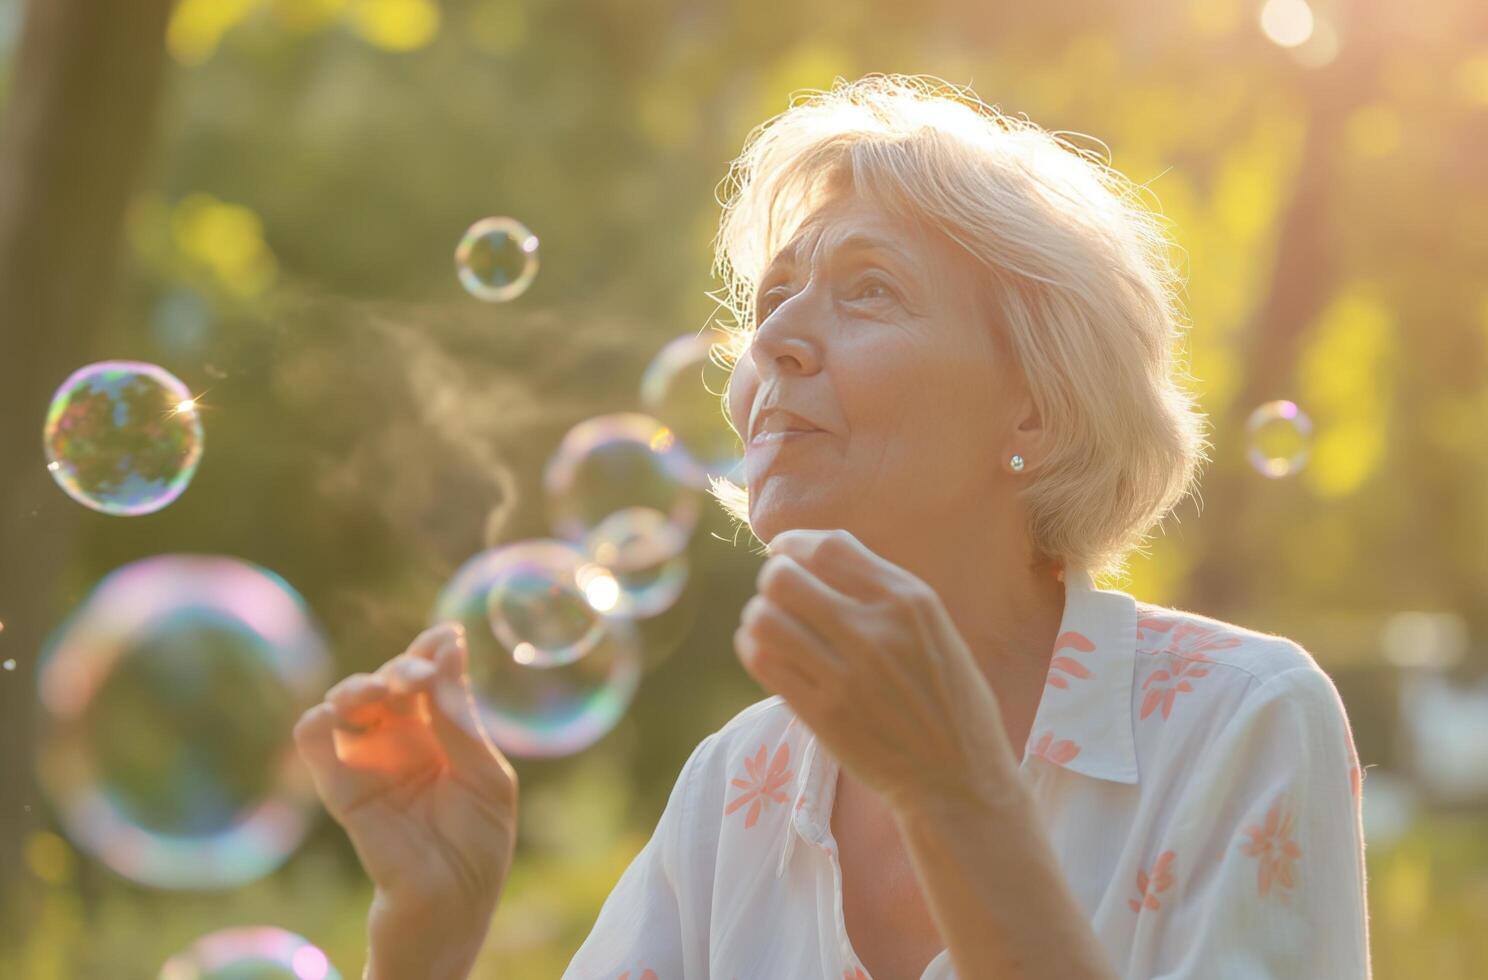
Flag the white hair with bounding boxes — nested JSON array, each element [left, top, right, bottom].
[[706, 74, 1210, 580]]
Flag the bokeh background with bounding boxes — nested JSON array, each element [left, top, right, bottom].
[[2, 0, 1487, 976]]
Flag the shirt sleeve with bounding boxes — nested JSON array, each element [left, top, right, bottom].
[[562, 733, 719, 980], [1130, 660, 1371, 979]]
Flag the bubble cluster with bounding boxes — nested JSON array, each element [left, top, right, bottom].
[[454, 216, 540, 302], [434, 545, 642, 758], [1245, 400, 1312, 478], [482, 538, 616, 668], [44, 360, 205, 516], [639, 330, 743, 487], [36, 555, 330, 890], [584, 506, 691, 618], [158, 926, 340, 980]]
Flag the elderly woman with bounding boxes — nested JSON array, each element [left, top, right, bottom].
[[294, 75, 1371, 980]]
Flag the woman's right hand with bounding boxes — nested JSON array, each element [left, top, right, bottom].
[[293, 622, 518, 978]]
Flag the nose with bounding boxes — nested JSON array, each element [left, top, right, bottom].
[[749, 286, 823, 378]]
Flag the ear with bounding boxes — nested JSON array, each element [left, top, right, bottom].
[[1007, 389, 1049, 470]]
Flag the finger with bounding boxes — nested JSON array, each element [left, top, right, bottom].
[[406, 621, 464, 663], [292, 703, 342, 779], [735, 620, 817, 699], [326, 673, 391, 724], [737, 595, 837, 692], [767, 528, 897, 602], [373, 622, 463, 678], [428, 637, 517, 797], [741, 594, 842, 675], [376, 654, 438, 694], [756, 554, 861, 650]]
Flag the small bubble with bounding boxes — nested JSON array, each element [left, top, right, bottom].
[[1245, 400, 1313, 478], [2, 659, 15, 671], [454, 216, 539, 302]]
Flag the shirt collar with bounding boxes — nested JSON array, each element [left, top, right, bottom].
[[1021, 566, 1141, 786]]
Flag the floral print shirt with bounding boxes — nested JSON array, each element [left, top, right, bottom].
[[563, 569, 1371, 979]]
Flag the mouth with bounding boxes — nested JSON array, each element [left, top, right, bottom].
[[747, 428, 821, 450]]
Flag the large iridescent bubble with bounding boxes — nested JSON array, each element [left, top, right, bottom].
[[640, 330, 743, 488], [434, 545, 642, 758], [454, 216, 539, 302], [36, 555, 330, 890], [43, 360, 204, 515], [158, 926, 341, 980]]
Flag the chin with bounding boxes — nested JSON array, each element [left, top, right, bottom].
[[747, 496, 843, 544]]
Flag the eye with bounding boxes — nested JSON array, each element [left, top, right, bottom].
[[757, 287, 791, 321], [849, 275, 896, 304]]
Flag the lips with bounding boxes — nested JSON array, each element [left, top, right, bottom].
[[748, 407, 823, 444], [748, 428, 820, 449]]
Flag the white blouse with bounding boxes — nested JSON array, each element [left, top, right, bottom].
[[562, 569, 1372, 979]]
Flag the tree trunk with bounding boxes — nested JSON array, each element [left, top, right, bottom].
[[1179, 1, 1386, 616], [0, 0, 175, 926]]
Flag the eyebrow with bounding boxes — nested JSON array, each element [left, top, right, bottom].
[[757, 232, 916, 292]]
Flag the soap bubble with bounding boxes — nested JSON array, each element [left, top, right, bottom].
[[585, 506, 690, 618], [159, 926, 340, 980], [434, 547, 643, 758], [44, 360, 204, 515], [639, 330, 743, 487], [36, 555, 329, 890], [455, 216, 539, 302], [545, 413, 701, 562], [1245, 400, 1312, 478], [482, 539, 615, 668]]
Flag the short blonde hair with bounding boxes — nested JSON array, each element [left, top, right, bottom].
[[706, 74, 1210, 581]]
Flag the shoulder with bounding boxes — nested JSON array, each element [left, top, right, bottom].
[[677, 695, 800, 786], [1133, 600, 1325, 689], [1131, 601, 1357, 758]]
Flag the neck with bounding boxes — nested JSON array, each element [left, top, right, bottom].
[[849, 519, 1068, 740]]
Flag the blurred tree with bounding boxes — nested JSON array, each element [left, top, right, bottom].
[[0, 0, 176, 932], [1180, 0, 1386, 613]]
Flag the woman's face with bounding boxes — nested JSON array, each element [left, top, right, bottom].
[[726, 190, 1035, 547]]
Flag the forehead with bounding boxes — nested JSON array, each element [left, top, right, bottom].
[[762, 192, 942, 277]]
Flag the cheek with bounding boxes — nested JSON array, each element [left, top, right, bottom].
[[725, 356, 759, 438]]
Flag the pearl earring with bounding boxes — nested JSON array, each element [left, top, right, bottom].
[[1010, 454, 1025, 472]]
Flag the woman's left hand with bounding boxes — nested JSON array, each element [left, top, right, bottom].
[[733, 527, 1022, 817]]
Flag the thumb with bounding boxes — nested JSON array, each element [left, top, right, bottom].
[[429, 636, 515, 795]]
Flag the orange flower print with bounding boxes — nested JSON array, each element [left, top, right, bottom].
[[1136, 616, 1242, 660], [844, 968, 870, 980], [726, 742, 793, 829], [1241, 798, 1302, 900], [1030, 731, 1081, 764], [616, 970, 657, 980], [1140, 652, 1213, 721], [1127, 850, 1177, 913], [1046, 631, 1095, 689]]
